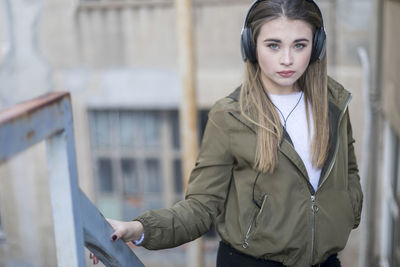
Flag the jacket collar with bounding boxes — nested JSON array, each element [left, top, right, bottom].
[[226, 77, 351, 136], [228, 77, 350, 112], [227, 77, 351, 186]]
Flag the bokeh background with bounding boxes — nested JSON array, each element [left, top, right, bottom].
[[0, 0, 399, 266]]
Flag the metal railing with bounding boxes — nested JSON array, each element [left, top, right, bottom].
[[0, 92, 144, 267], [380, 122, 400, 267]]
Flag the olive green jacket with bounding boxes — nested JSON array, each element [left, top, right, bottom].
[[135, 77, 363, 267]]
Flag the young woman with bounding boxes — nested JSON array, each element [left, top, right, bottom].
[[91, 0, 363, 266]]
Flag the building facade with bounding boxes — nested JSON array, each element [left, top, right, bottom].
[[0, 0, 374, 266]]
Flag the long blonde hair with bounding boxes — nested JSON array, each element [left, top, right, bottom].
[[240, 0, 330, 173]]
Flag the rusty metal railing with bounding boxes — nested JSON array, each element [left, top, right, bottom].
[[0, 92, 144, 267]]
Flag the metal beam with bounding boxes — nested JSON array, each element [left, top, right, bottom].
[[0, 92, 68, 162], [0, 92, 144, 267]]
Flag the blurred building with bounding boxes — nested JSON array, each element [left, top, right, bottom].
[[0, 0, 390, 266]]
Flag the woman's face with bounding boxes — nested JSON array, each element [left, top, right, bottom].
[[256, 17, 313, 94]]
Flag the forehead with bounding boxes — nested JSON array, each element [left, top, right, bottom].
[[258, 17, 313, 40]]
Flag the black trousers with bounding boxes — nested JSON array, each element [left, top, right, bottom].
[[217, 241, 342, 267]]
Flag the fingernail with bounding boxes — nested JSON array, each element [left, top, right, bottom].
[[112, 235, 117, 241]]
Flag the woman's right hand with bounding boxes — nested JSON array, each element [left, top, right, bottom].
[[89, 218, 144, 265]]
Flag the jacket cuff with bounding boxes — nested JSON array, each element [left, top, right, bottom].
[[133, 215, 152, 247], [133, 232, 145, 245]]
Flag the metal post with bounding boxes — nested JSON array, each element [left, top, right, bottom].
[[357, 0, 383, 266], [174, 0, 204, 266], [357, 46, 380, 267], [46, 130, 86, 267], [379, 121, 396, 267], [357, 47, 369, 267]]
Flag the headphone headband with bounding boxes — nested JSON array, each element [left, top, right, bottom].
[[241, 0, 261, 34], [240, 0, 326, 63]]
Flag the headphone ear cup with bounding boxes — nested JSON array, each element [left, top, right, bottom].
[[241, 26, 257, 63], [311, 27, 326, 63], [246, 27, 257, 63], [240, 28, 249, 62]]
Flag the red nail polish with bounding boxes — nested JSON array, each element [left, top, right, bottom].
[[112, 235, 117, 241]]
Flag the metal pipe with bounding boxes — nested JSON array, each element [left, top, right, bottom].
[[358, 0, 384, 264], [379, 122, 396, 267], [174, 0, 204, 266]]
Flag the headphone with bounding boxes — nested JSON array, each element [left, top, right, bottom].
[[240, 0, 326, 63]]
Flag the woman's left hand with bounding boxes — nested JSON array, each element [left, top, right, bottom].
[[89, 218, 144, 264]]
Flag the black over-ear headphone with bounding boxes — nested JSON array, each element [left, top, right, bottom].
[[240, 0, 326, 64]]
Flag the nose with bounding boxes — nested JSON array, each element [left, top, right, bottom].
[[280, 48, 293, 66]]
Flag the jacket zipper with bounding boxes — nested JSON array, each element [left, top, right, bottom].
[[310, 94, 352, 265], [317, 94, 352, 191], [242, 215, 256, 248], [242, 194, 268, 248], [310, 195, 318, 265]]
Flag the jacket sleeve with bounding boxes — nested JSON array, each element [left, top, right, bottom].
[[134, 103, 234, 249], [346, 110, 363, 229]]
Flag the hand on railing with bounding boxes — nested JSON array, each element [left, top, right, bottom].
[[89, 218, 144, 265]]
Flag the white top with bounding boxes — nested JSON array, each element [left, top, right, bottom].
[[269, 91, 321, 191]]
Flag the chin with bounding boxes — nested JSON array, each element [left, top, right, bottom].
[[275, 76, 300, 87], [273, 80, 296, 88]]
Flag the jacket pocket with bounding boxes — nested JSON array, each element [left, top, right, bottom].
[[345, 192, 357, 227], [242, 194, 268, 249], [347, 181, 363, 228]]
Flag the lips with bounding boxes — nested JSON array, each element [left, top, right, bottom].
[[278, 71, 295, 78]]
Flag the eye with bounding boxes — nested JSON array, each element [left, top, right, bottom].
[[267, 43, 279, 50], [294, 43, 307, 49]]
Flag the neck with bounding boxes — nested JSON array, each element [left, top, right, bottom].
[[261, 77, 298, 95], [264, 84, 299, 95]]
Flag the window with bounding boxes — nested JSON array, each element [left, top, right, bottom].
[[88, 109, 209, 222]]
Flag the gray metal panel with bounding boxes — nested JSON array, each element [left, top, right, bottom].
[[81, 190, 144, 267], [47, 130, 86, 267], [0, 92, 67, 162]]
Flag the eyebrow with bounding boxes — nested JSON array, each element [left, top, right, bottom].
[[263, 38, 310, 43]]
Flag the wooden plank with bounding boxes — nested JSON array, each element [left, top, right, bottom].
[[174, 0, 204, 266]]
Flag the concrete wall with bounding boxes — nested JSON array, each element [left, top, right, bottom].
[[382, 0, 400, 136]]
